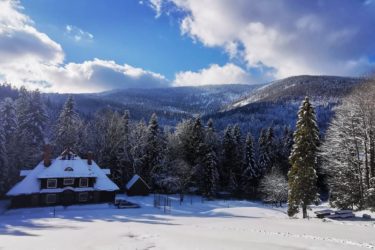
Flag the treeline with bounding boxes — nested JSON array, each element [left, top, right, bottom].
[[0, 87, 294, 199]]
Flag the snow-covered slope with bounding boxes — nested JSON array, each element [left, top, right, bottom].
[[0, 195, 374, 250], [226, 75, 362, 110]]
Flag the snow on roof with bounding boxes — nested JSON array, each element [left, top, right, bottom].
[[92, 163, 119, 191], [20, 170, 32, 177], [102, 169, 110, 175], [6, 153, 119, 196], [126, 175, 150, 190], [38, 156, 97, 178], [7, 162, 45, 196]]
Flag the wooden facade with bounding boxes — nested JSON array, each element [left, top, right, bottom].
[[10, 191, 116, 208]]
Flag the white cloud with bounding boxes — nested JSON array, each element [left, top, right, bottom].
[[152, 0, 375, 78], [65, 25, 94, 42], [148, 0, 163, 18], [46, 59, 169, 93], [0, 0, 169, 93], [173, 63, 253, 86]]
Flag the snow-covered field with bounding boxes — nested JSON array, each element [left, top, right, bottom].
[[0, 196, 374, 250]]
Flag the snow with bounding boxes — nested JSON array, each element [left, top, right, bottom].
[[6, 156, 118, 196], [38, 157, 98, 178], [126, 174, 140, 189], [126, 174, 149, 190], [6, 163, 45, 196], [19, 170, 32, 177], [0, 196, 374, 250]]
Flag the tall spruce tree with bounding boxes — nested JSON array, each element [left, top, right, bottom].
[[288, 97, 319, 218], [55, 96, 81, 152], [15, 88, 47, 166], [229, 125, 244, 194], [242, 132, 258, 196], [258, 128, 269, 176], [144, 113, 165, 188], [201, 148, 219, 198], [266, 127, 276, 171], [200, 119, 219, 198], [0, 98, 17, 182], [280, 126, 293, 176], [0, 118, 8, 197], [118, 110, 133, 183], [221, 125, 235, 189]]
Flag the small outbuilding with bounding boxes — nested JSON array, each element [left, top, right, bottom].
[[125, 175, 150, 196]]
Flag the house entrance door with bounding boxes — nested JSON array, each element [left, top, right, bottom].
[[62, 190, 75, 206]]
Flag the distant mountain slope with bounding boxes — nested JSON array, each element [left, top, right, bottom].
[[207, 75, 364, 136], [42, 84, 261, 126], [0, 76, 363, 133], [94, 84, 262, 115], [226, 75, 362, 111]]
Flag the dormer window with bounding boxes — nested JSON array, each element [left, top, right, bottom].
[[80, 178, 88, 187], [47, 179, 57, 189], [64, 167, 73, 171]]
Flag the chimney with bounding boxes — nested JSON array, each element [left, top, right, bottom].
[[44, 144, 52, 167], [87, 151, 93, 165]]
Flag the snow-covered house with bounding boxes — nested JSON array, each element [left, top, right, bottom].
[[6, 147, 119, 208], [125, 174, 150, 196]]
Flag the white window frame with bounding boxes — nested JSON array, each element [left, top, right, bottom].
[[78, 192, 89, 202], [46, 194, 57, 204], [79, 178, 88, 187], [47, 179, 57, 189], [63, 178, 74, 186]]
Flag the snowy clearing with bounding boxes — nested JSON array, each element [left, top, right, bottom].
[[0, 196, 374, 250]]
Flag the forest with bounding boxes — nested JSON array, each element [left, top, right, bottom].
[[0, 79, 374, 212]]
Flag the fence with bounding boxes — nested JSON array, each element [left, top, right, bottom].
[[153, 194, 172, 214]]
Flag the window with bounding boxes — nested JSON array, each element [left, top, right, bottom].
[[46, 194, 57, 204], [79, 178, 88, 187], [64, 167, 73, 171], [63, 178, 74, 186], [78, 192, 88, 202], [47, 179, 57, 188]]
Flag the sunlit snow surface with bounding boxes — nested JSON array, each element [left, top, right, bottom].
[[0, 196, 374, 250]]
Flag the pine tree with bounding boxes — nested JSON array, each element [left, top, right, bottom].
[[143, 113, 165, 188], [15, 88, 47, 167], [242, 132, 258, 196], [288, 97, 319, 218], [130, 120, 148, 177], [258, 128, 269, 177], [199, 119, 219, 197], [266, 127, 276, 171], [0, 118, 8, 197], [201, 148, 219, 198], [221, 125, 235, 189], [0, 98, 17, 182], [118, 110, 133, 183], [55, 96, 81, 151], [280, 126, 293, 176], [229, 125, 244, 194]]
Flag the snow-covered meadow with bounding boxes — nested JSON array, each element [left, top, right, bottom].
[[0, 196, 374, 250]]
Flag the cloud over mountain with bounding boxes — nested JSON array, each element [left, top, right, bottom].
[[152, 0, 375, 78], [173, 63, 253, 86]]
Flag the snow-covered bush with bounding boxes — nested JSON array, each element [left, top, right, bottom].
[[259, 170, 288, 207]]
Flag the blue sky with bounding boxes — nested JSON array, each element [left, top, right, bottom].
[[0, 0, 374, 93], [21, 0, 228, 80]]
